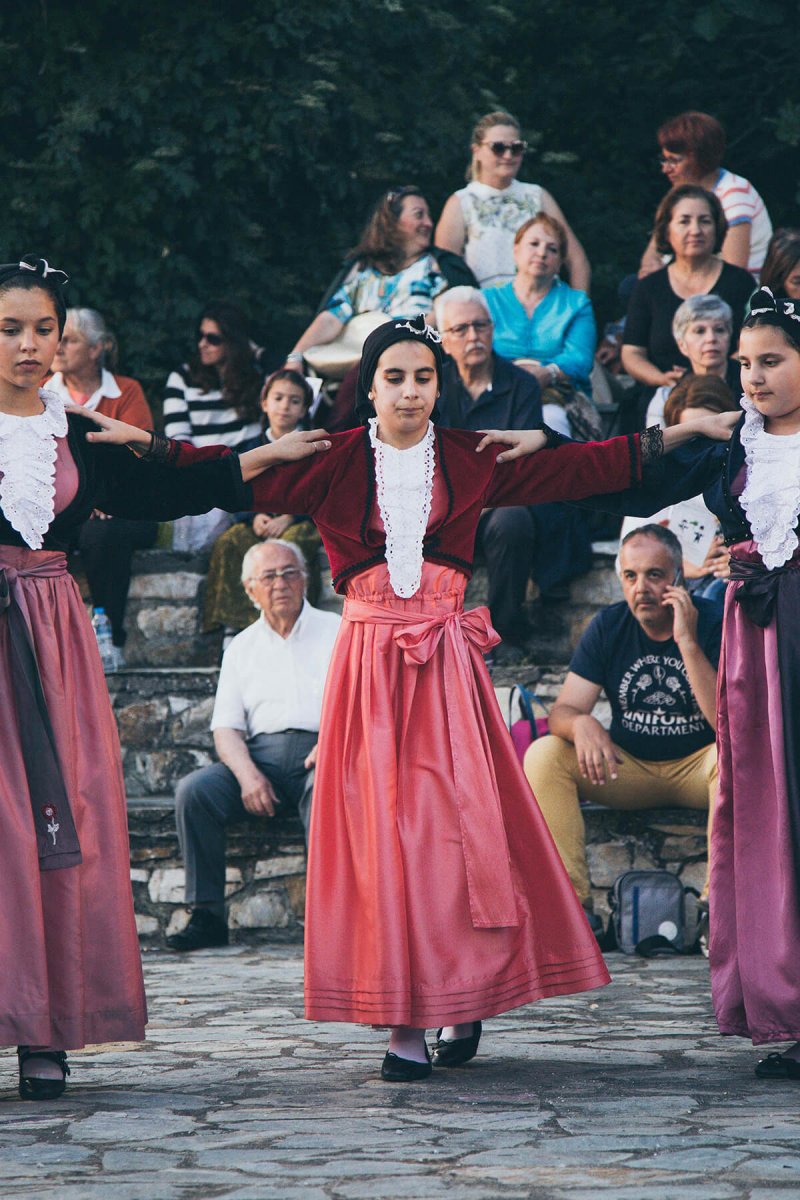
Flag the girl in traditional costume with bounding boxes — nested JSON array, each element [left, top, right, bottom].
[[0, 258, 248, 1099], [86, 315, 732, 1082]]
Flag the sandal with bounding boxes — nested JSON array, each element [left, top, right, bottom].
[[17, 1047, 71, 1101], [754, 1051, 800, 1081]]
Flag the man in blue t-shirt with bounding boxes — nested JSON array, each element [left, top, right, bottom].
[[525, 524, 720, 914]]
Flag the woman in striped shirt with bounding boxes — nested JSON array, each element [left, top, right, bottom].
[[163, 301, 264, 450]]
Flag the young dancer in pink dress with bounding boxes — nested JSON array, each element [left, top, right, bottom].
[[87, 316, 734, 1083], [0, 258, 246, 1100]]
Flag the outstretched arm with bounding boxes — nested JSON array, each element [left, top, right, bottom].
[[477, 411, 737, 507]]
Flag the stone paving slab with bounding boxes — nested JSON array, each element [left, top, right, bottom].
[[1, 948, 798, 1199]]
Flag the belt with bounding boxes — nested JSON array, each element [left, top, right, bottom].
[[729, 556, 800, 627], [342, 598, 518, 930], [0, 558, 82, 870]]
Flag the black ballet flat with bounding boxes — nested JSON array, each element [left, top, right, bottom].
[[432, 1021, 482, 1067], [380, 1043, 432, 1082], [755, 1051, 800, 1080], [17, 1047, 71, 1101]]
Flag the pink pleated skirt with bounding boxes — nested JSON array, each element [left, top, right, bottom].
[[0, 548, 146, 1049], [304, 563, 610, 1027]]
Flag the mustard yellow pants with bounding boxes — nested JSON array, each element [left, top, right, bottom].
[[523, 734, 717, 904]]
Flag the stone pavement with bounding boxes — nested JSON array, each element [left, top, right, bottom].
[[1, 947, 799, 1200]]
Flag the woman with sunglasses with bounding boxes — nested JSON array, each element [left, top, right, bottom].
[[164, 301, 265, 548], [164, 301, 264, 451], [435, 110, 590, 292]]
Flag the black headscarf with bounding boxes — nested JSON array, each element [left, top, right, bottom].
[[356, 313, 444, 422], [0, 256, 69, 334], [744, 287, 800, 349]]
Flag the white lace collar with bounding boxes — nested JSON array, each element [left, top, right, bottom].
[[739, 395, 800, 569], [0, 388, 68, 549], [368, 417, 436, 598]]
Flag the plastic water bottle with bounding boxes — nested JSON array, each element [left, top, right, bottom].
[[91, 607, 117, 674]]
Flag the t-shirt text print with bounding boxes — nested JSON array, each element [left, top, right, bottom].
[[570, 599, 722, 761]]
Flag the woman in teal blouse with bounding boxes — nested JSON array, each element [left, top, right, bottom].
[[484, 213, 596, 397]]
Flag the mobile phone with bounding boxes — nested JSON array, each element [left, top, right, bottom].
[[672, 568, 685, 588]]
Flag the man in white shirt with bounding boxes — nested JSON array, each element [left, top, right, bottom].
[[167, 539, 340, 951]]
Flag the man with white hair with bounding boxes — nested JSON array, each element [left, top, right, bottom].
[[167, 539, 340, 951], [434, 285, 592, 662]]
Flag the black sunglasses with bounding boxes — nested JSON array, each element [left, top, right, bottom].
[[484, 140, 527, 157], [198, 331, 224, 346]]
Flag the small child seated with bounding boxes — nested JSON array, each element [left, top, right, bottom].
[[203, 370, 322, 639]]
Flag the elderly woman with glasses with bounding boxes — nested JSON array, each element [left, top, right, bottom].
[[644, 293, 739, 428], [45, 308, 157, 666], [435, 110, 590, 291]]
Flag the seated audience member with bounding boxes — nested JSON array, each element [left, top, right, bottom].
[[640, 111, 772, 278], [203, 369, 322, 642], [165, 300, 266, 550], [524, 525, 721, 916], [631, 375, 736, 611], [760, 227, 800, 298], [434, 286, 592, 662], [483, 215, 598, 418], [47, 307, 157, 663], [645, 294, 737, 427], [622, 187, 753, 401], [284, 185, 475, 375], [434, 109, 591, 291], [168, 540, 340, 952]]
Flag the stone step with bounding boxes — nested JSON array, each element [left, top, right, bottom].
[[128, 791, 706, 947], [81, 543, 622, 669]]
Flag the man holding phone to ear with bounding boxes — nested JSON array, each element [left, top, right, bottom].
[[525, 524, 720, 920]]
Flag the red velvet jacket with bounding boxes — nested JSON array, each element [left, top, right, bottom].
[[176, 426, 643, 592]]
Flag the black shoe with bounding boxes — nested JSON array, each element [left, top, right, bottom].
[[166, 908, 229, 952], [380, 1043, 432, 1082], [585, 910, 605, 944], [17, 1048, 70, 1101], [755, 1052, 800, 1080], [432, 1021, 482, 1067]]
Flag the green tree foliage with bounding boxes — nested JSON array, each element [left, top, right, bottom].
[[1, 0, 797, 400]]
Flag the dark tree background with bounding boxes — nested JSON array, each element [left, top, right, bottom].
[[2, 0, 798, 402]]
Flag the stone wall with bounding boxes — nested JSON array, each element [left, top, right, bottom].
[[129, 797, 307, 943], [128, 796, 707, 945]]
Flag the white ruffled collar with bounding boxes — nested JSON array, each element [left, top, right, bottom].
[[739, 395, 800, 569], [368, 417, 436, 598], [0, 388, 68, 549]]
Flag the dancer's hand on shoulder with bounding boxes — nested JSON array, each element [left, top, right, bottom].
[[66, 404, 152, 452], [474, 428, 547, 463], [684, 411, 739, 442], [240, 430, 331, 481]]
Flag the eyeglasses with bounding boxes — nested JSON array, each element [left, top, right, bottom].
[[198, 331, 224, 346], [251, 566, 304, 587], [443, 319, 493, 338], [658, 154, 685, 168], [484, 140, 527, 157]]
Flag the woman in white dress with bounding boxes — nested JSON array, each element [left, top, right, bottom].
[[435, 110, 591, 291]]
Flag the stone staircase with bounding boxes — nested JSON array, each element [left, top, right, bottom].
[[89, 545, 707, 944]]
